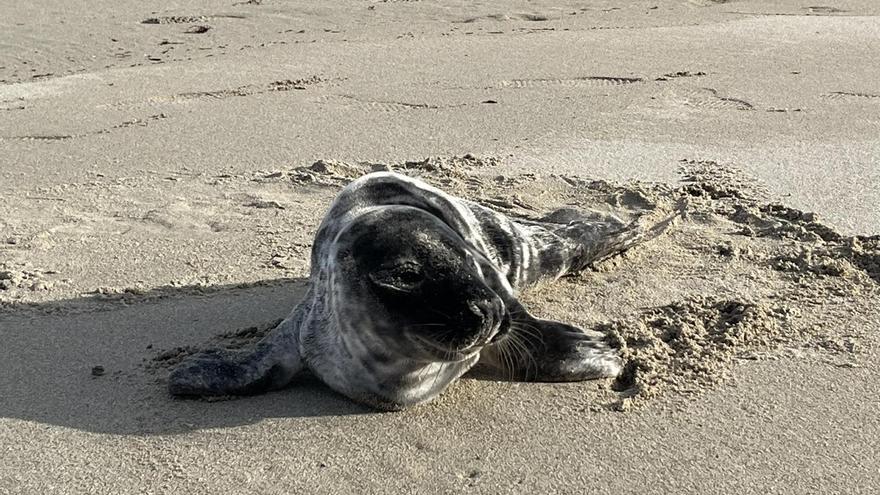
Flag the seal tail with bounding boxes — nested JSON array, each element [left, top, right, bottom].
[[169, 315, 303, 397]]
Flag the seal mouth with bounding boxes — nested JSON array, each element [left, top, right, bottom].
[[409, 333, 485, 362], [488, 325, 511, 345], [487, 310, 512, 344], [409, 309, 511, 361]]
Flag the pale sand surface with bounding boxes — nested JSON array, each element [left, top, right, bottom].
[[2, 1, 879, 493]]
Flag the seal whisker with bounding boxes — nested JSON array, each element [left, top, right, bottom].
[[505, 339, 527, 381], [511, 334, 535, 380], [497, 339, 516, 381], [510, 321, 545, 348], [424, 307, 453, 320], [498, 332, 524, 380], [514, 335, 537, 381], [506, 325, 540, 380], [430, 362, 442, 392], [417, 363, 435, 389]]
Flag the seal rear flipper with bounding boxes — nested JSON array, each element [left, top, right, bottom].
[[557, 205, 682, 273], [169, 317, 303, 396], [483, 318, 622, 382]]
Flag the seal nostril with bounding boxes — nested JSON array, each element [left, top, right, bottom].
[[467, 300, 495, 327], [471, 299, 508, 338], [467, 301, 488, 326], [467, 301, 483, 317], [490, 310, 511, 343]]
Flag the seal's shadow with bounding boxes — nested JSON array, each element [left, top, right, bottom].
[[0, 279, 376, 436]]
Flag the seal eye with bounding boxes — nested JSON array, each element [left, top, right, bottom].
[[370, 262, 424, 293]]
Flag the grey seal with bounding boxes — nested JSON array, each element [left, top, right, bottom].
[[169, 172, 674, 410]]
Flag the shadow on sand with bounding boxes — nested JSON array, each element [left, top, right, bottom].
[[0, 278, 378, 436]]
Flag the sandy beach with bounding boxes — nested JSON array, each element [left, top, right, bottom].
[[2, 1, 879, 493]]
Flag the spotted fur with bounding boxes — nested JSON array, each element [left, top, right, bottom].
[[170, 172, 674, 410]]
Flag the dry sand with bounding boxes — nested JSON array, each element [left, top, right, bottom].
[[2, 1, 879, 493]]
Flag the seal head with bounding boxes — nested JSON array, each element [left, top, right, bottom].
[[331, 206, 511, 364]]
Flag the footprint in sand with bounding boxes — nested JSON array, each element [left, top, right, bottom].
[[140, 201, 230, 233], [497, 76, 644, 89], [658, 86, 755, 111]]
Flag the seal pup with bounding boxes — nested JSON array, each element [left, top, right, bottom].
[[170, 172, 675, 410]]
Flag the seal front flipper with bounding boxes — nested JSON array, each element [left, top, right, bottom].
[[169, 315, 303, 396], [483, 314, 622, 382]]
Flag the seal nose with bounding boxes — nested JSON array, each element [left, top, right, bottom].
[[468, 299, 503, 339]]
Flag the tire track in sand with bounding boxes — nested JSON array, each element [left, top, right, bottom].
[[821, 91, 880, 101], [96, 76, 330, 110], [325, 94, 467, 112], [497, 76, 644, 89]]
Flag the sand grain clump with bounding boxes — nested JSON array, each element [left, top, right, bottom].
[[605, 297, 790, 401]]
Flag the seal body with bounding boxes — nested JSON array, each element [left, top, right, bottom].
[[170, 172, 672, 410]]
